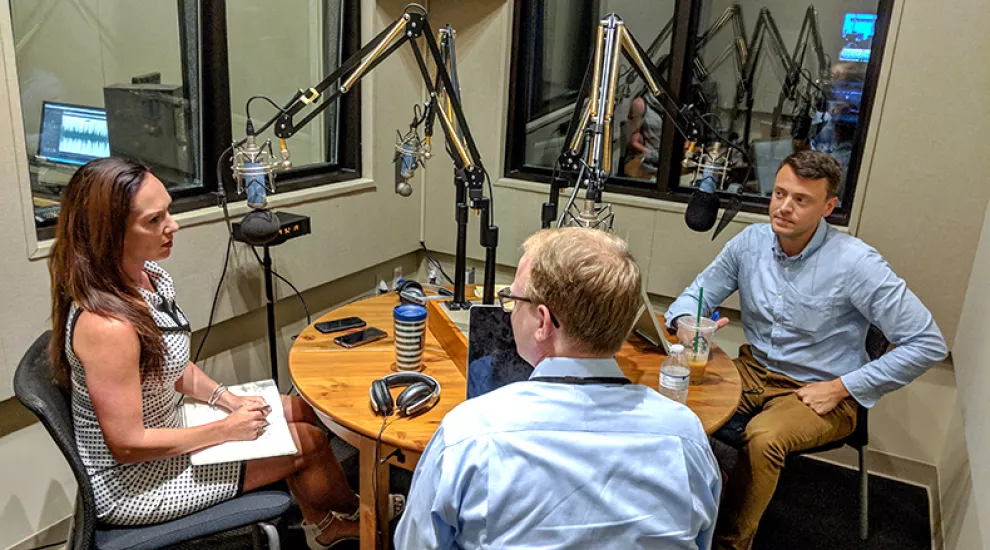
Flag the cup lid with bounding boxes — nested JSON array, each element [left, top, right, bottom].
[[394, 304, 428, 322]]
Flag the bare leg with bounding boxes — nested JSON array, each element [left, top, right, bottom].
[[243, 421, 359, 544], [281, 394, 320, 425]]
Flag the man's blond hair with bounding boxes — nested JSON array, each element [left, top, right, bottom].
[[522, 228, 642, 355]]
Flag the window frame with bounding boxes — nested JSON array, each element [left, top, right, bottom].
[[30, 0, 362, 241], [504, 0, 894, 226]]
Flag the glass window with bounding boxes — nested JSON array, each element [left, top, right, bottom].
[[226, 0, 345, 171], [688, 0, 886, 211], [12, 0, 202, 235], [506, 0, 892, 224], [11, 0, 362, 239], [507, 0, 677, 187]]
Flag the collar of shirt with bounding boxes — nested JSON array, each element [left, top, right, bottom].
[[771, 217, 829, 261], [529, 356, 625, 380]]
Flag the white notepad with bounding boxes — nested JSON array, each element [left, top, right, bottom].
[[181, 379, 298, 466]]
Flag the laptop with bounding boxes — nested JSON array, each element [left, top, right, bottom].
[[632, 282, 672, 354], [466, 305, 533, 399]]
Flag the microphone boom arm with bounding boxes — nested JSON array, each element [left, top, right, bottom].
[[545, 14, 742, 230], [246, 4, 496, 307]]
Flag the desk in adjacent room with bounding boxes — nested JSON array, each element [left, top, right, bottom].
[[288, 292, 741, 550]]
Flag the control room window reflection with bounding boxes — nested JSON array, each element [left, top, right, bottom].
[[687, 2, 882, 206], [11, 0, 201, 233], [517, 1, 676, 184]]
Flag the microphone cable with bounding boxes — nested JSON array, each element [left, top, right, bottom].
[[248, 245, 312, 327]]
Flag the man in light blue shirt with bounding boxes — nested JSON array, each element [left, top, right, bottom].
[[396, 227, 722, 549], [665, 150, 947, 550]]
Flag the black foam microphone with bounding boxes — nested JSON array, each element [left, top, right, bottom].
[[685, 188, 720, 232], [239, 209, 281, 246]]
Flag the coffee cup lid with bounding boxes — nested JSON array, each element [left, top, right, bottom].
[[394, 304, 428, 322]]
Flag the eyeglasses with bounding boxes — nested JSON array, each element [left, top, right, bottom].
[[497, 287, 560, 328]]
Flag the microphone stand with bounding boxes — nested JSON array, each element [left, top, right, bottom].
[[543, 13, 745, 230], [245, 4, 498, 309]]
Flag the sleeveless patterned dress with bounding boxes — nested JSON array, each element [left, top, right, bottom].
[[66, 261, 242, 525]]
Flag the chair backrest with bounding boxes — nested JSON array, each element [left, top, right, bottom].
[[846, 325, 890, 448], [13, 331, 97, 550]]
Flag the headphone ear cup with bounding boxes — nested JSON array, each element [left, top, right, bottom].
[[395, 382, 432, 416], [397, 280, 425, 305], [370, 379, 394, 416]]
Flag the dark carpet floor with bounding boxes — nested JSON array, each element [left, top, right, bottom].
[[168, 436, 931, 549], [754, 454, 931, 549]]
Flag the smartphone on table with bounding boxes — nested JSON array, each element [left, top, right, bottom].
[[315, 317, 366, 334], [333, 327, 388, 348]]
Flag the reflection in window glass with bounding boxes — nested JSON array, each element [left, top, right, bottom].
[[11, 0, 202, 231], [517, 1, 676, 184], [691, 0, 879, 203], [226, 0, 344, 169]]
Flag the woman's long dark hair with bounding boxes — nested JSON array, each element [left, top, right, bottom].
[[49, 157, 165, 386]]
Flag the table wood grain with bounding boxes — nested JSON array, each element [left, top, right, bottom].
[[289, 292, 741, 452]]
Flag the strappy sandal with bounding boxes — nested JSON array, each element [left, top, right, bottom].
[[302, 509, 360, 550]]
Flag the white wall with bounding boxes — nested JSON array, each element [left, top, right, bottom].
[[948, 183, 990, 546]]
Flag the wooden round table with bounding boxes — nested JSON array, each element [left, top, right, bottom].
[[289, 292, 741, 549]]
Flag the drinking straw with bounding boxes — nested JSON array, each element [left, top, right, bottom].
[[694, 288, 704, 355]]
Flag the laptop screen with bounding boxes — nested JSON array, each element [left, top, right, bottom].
[[38, 102, 110, 166], [466, 305, 533, 399]]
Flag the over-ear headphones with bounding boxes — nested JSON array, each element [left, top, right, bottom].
[[369, 372, 441, 417], [396, 279, 426, 305]]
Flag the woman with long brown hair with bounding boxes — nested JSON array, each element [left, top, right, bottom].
[[50, 157, 359, 548]]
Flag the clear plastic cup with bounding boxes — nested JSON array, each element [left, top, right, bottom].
[[393, 304, 428, 371], [676, 317, 718, 385]]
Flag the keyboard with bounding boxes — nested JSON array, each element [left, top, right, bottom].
[[34, 204, 61, 226]]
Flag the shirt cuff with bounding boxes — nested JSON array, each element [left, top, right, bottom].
[[839, 371, 879, 409], [665, 313, 690, 332]]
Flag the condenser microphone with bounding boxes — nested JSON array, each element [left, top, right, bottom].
[[232, 122, 281, 245], [394, 141, 417, 197]]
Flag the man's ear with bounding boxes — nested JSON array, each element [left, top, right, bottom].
[[823, 195, 838, 217], [533, 304, 555, 343]]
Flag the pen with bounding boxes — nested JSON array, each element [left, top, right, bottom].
[[711, 311, 720, 322]]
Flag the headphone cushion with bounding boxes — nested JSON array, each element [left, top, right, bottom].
[[395, 382, 432, 416], [371, 379, 394, 416]]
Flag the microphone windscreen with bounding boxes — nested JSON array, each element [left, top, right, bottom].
[[240, 209, 280, 246], [685, 190, 720, 232]]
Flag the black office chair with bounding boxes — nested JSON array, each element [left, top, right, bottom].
[[14, 332, 293, 550], [713, 325, 890, 542]]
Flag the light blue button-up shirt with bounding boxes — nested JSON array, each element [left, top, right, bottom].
[[665, 220, 947, 408], [395, 356, 722, 550]]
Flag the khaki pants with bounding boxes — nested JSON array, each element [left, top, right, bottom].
[[714, 346, 858, 550]]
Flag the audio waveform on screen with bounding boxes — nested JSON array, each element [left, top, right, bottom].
[[59, 115, 110, 158]]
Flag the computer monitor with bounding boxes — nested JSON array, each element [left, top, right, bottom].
[[838, 13, 877, 63], [37, 102, 110, 166]]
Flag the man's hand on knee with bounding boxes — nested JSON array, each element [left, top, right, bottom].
[[795, 378, 851, 415]]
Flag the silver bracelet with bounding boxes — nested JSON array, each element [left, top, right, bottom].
[[208, 385, 228, 409]]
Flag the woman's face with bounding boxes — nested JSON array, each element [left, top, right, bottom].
[[123, 174, 179, 264]]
